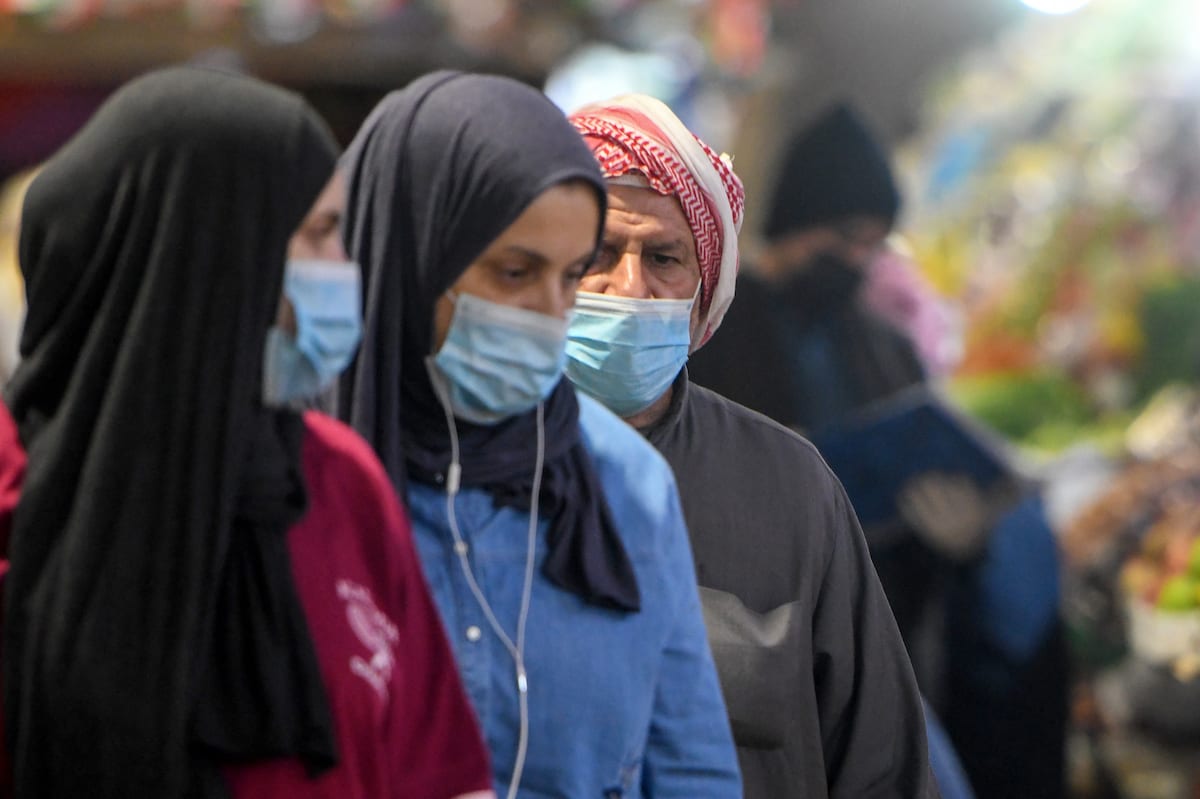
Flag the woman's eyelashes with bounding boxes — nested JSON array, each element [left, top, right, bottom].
[[487, 256, 591, 289], [565, 259, 592, 284], [489, 259, 535, 285]]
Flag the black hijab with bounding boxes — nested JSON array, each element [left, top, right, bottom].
[[4, 68, 339, 797], [338, 71, 639, 612]]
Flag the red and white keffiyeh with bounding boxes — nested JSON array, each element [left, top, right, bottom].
[[569, 95, 745, 348]]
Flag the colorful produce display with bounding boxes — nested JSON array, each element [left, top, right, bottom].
[[901, 0, 1200, 455], [1120, 512, 1200, 612]]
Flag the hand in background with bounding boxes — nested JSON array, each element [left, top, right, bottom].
[[898, 471, 993, 560]]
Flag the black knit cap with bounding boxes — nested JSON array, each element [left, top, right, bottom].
[[764, 102, 901, 241]]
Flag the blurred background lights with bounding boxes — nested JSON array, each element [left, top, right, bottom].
[[1020, 0, 1093, 15]]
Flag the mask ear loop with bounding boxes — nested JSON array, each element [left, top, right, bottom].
[[686, 278, 704, 354], [427, 358, 540, 799]]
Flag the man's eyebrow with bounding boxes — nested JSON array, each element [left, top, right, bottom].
[[644, 238, 688, 252]]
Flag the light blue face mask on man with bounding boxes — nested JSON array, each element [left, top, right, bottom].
[[263, 258, 363, 406], [428, 291, 571, 425], [565, 290, 694, 417]]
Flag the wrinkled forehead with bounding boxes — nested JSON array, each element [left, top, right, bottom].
[[604, 182, 696, 252]]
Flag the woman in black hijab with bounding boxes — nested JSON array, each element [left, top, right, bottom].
[[338, 71, 740, 798], [1, 67, 492, 799]]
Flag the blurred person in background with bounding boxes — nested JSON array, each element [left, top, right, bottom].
[[870, 239, 1067, 799], [689, 100, 988, 700], [690, 100, 1066, 798], [262, 169, 361, 410], [336, 72, 740, 798], [0, 171, 29, 613], [688, 103, 923, 432], [0, 170, 34, 385], [867, 237, 1068, 799], [565, 94, 937, 798], [0, 67, 493, 799], [861, 238, 961, 381]]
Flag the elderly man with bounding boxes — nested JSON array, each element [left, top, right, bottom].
[[566, 96, 937, 798]]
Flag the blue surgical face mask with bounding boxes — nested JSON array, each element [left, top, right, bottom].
[[565, 290, 694, 417], [263, 258, 363, 406], [428, 291, 570, 425]]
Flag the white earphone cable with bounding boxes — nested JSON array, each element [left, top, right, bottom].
[[430, 362, 540, 799]]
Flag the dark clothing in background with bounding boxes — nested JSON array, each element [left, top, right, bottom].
[[689, 272, 925, 435], [4, 68, 339, 797], [944, 495, 1068, 799], [643, 372, 937, 798]]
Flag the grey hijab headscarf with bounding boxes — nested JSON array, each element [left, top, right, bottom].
[[338, 71, 641, 612]]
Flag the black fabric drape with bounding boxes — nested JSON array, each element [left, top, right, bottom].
[[338, 71, 639, 612], [4, 67, 339, 797]]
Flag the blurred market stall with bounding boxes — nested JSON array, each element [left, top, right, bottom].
[[0, 0, 776, 174], [902, 0, 1200, 456], [901, 2, 1200, 794]]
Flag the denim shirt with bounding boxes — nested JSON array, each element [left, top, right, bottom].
[[407, 394, 741, 798]]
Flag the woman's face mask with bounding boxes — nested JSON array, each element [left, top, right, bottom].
[[565, 290, 694, 418], [263, 258, 363, 406], [781, 251, 866, 317], [424, 181, 601, 424], [428, 290, 570, 425]]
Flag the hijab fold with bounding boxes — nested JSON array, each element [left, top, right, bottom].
[[4, 67, 339, 797], [339, 71, 640, 613]]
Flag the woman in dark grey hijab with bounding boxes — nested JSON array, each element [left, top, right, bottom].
[[338, 72, 740, 797], [339, 70, 640, 612]]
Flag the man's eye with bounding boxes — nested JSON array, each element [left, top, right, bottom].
[[650, 253, 679, 267]]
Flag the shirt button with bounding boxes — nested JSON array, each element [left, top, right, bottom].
[[466, 625, 482, 642]]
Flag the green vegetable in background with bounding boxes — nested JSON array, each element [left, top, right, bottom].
[[1157, 575, 1200, 611], [949, 370, 1093, 442], [1134, 278, 1200, 402]]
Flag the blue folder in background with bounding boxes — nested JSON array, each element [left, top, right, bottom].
[[809, 387, 1017, 530]]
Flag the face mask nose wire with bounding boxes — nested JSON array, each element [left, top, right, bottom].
[[430, 358, 540, 799]]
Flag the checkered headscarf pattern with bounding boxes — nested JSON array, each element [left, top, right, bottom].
[[570, 99, 744, 346]]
